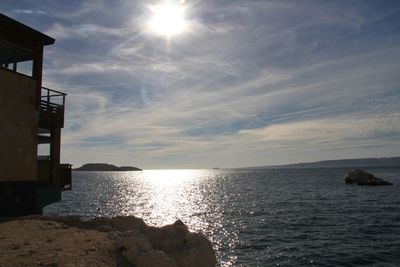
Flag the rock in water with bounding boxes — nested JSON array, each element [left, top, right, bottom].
[[345, 169, 393, 186]]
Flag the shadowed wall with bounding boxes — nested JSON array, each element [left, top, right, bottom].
[[0, 69, 38, 182]]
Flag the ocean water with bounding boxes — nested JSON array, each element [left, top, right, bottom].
[[44, 167, 400, 266]]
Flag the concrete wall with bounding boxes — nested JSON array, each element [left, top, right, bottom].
[[0, 69, 38, 181]]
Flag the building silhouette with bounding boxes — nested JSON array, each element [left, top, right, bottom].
[[0, 13, 71, 216]]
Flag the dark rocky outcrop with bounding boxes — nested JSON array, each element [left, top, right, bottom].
[[345, 169, 393, 186], [74, 163, 142, 171]]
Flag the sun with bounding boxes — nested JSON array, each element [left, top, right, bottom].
[[147, 1, 188, 37]]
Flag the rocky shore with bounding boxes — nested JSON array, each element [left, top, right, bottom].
[[0, 215, 216, 267]]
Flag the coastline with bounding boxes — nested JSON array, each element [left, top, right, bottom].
[[0, 215, 216, 267]]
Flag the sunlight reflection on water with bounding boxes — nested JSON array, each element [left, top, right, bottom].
[[45, 169, 240, 265], [138, 169, 204, 226]]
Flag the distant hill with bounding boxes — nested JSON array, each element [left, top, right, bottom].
[[245, 157, 400, 169], [73, 163, 142, 171]]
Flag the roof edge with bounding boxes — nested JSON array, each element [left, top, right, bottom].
[[0, 13, 55, 46]]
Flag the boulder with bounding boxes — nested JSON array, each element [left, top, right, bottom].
[[116, 231, 153, 263], [143, 220, 188, 252], [143, 220, 217, 267], [110, 216, 146, 232], [345, 169, 393, 186], [170, 232, 217, 267], [134, 250, 177, 267]]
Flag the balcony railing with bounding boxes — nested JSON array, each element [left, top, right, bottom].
[[39, 87, 67, 128]]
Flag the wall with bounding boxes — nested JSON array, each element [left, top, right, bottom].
[[0, 69, 38, 181]]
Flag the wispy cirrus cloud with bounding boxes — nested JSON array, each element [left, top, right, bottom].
[[1, 0, 400, 168]]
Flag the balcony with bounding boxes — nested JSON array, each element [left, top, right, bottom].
[[39, 87, 67, 128]]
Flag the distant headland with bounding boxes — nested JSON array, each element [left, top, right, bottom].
[[244, 157, 400, 169], [73, 163, 142, 171]]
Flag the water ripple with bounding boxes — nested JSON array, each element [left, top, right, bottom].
[[45, 167, 400, 266]]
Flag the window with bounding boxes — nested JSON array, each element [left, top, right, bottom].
[[0, 40, 35, 78], [16, 59, 33, 76]]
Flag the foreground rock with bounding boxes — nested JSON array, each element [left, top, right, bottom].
[[345, 169, 393, 186], [0, 216, 216, 267]]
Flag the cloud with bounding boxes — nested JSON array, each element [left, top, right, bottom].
[[45, 22, 125, 40], [12, 9, 47, 15], [239, 113, 400, 143], [2, 0, 400, 168]]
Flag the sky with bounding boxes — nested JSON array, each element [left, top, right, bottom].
[[2, 0, 400, 169]]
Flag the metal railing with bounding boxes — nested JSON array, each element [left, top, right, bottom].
[[41, 86, 66, 107], [39, 87, 67, 128]]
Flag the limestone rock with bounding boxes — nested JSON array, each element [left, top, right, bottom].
[[345, 169, 393, 186], [14, 216, 217, 267], [110, 216, 146, 232], [134, 250, 177, 267], [143, 220, 217, 267], [171, 232, 217, 267], [117, 231, 153, 263], [143, 220, 188, 253]]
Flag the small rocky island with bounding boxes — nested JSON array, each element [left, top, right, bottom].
[[0, 215, 216, 267], [74, 163, 142, 171], [345, 169, 393, 186]]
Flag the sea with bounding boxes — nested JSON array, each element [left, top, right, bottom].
[[44, 167, 400, 266]]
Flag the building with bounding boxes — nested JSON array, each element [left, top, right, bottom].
[[0, 13, 71, 216]]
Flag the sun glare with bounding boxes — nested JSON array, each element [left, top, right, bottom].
[[148, 1, 187, 37]]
